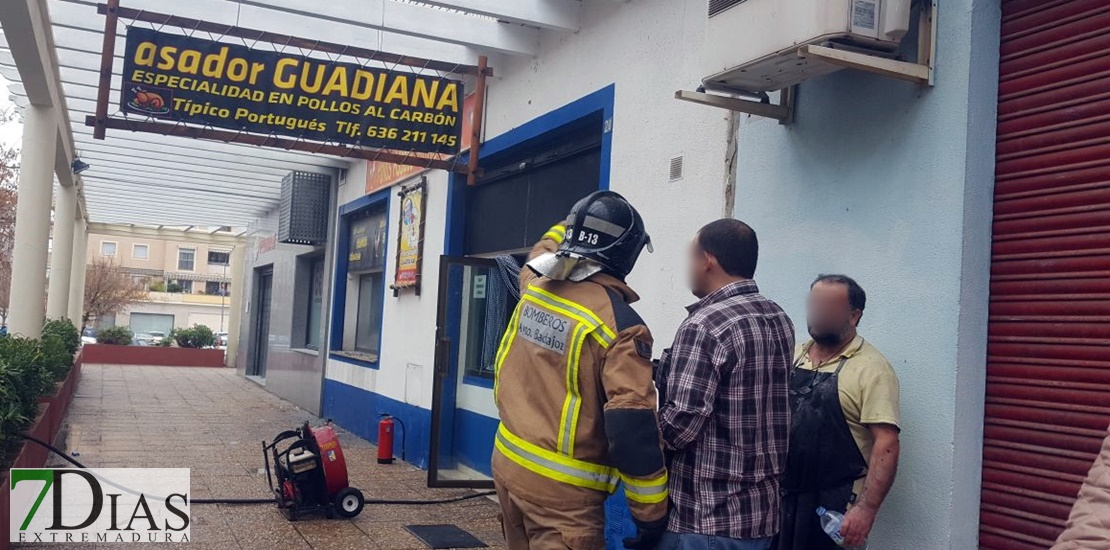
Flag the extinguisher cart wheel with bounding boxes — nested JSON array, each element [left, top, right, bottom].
[[334, 487, 365, 519]]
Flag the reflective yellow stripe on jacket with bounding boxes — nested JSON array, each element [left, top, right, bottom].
[[621, 472, 669, 504], [493, 284, 623, 486], [495, 424, 619, 493]]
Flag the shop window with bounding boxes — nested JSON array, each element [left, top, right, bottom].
[[290, 252, 327, 351], [458, 263, 521, 381], [354, 272, 383, 354], [208, 251, 230, 265], [132, 244, 149, 260], [178, 248, 195, 271], [100, 241, 117, 257], [305, 257, 326, 350], [332, 200, 388, 364]]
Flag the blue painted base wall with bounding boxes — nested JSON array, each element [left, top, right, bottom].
[[322, 378, 432, 469], [322, 379, 633, 550]]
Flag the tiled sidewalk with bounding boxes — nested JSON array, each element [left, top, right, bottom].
[[19, 364, 504, 550]]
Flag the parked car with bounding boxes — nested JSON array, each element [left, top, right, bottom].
[[215, 332, 229, 348], [81, 326, 97, 345], [133, 331, 166, 346]]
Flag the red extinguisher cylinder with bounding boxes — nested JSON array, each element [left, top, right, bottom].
[[378, 415, 395, 464]]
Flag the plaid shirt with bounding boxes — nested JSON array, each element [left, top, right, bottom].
[[657, 280, 795, 539]]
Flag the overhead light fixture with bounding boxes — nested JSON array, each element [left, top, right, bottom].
[[71, 158, 90, 174]]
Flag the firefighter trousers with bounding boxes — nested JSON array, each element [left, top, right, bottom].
[[495, 482, 606, 550]]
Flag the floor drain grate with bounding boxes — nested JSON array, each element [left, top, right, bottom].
[[403, 524, 488, 549]]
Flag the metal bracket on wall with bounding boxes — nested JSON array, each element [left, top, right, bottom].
[[674, 86, 796, 124], [674, 0, 936, 122], [797, 0, 937, 87]]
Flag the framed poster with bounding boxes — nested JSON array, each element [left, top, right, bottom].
[[348, 209, 388, 273], [392, 178, 428, 295]]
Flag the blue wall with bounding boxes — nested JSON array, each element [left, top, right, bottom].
[[323, 378, 432, 469], [730, 2, 1000, 548]]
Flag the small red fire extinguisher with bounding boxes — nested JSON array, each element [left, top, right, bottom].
[[377, 414, 395, 464]]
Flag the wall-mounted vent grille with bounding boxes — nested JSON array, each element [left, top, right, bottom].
[[709, 0, 747, 17], [669, 155, 685, 182], [278, 171, 331, 246]]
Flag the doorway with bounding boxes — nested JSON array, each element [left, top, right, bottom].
[[249, 267, 273, 380], [429, 107, 607, 488]]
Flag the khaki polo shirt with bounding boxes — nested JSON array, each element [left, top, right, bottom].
[[794, 335, 901, 493]]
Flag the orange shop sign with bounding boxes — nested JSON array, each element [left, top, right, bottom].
[[365, 93, 477, 194]]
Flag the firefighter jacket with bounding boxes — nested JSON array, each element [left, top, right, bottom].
[[492, 225, 669, 523]]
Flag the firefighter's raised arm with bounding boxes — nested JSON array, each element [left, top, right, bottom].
[[519, 220, 567, 291]]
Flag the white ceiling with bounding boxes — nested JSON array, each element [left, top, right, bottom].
[[0, 0, 583, 227]]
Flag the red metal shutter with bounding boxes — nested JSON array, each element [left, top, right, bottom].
[[982, 0, 1110, 548]]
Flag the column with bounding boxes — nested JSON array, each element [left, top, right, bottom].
[[224, 244, 247, 367], [68, 220, 88, 324], [7, 105, 57, 337], [46, 183, 77, 320]]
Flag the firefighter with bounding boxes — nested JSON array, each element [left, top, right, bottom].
[[492, 190, 669, 550]]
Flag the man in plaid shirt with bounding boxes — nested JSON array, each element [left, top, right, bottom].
[[655, 219, 795, 550]]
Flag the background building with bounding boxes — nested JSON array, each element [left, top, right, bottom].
[[85, 226, 242, 337]]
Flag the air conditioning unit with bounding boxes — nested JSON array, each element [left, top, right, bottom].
[[704, 0, 912, 92]]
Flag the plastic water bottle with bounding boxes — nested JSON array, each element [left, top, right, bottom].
[[816, 507, 868, 549]]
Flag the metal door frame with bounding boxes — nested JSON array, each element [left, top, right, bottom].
[[248, 267, 273, 378], [428, 255, 498, 489]]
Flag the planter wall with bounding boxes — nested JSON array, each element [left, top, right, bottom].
[[1, 356, 83, 550], [81, 344, 225, 367]]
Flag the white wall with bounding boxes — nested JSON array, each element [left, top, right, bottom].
[[485, 0, 734, 342], [326, 170, 449, 410]]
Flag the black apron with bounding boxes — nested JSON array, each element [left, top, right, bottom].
[[773, 352, 868, 550]]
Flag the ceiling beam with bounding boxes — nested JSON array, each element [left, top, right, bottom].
[[6, 81, 357, 171], [84, 205, 271, 228], [52, 0, 505, 62], [89, 210, 255, 227], [415, 0, 581, 32], [71, 124, 353, 170], [0, 0, 57, 106], [0, 0, 82, 195], [236, 0, 534, 56], [80, 173, 280, 202], [73, 148, 290, 184], [83, 193, 266, 220], [81, 174, 280, 201], [72, 133, 327, 173]]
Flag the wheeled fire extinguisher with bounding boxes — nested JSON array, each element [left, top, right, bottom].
[[377, 414, 395, 464]]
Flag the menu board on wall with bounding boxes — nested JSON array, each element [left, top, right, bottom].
[[348, 210, 387, 272]]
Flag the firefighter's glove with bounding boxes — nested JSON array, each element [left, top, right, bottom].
[[623, 515, 668, 550]]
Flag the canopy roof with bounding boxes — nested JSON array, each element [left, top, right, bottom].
[[0, 0, 583, 226]]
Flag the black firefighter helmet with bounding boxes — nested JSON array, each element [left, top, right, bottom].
[[551, 190, 652, 281]]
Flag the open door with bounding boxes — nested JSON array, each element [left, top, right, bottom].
[[429, 256, 511, 488]]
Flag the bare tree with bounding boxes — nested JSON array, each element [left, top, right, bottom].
[[83, 257, 148, 327], [0, 107, 18, 326]]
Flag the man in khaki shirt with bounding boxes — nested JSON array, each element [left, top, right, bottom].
[[774, 275, 901, 550]]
